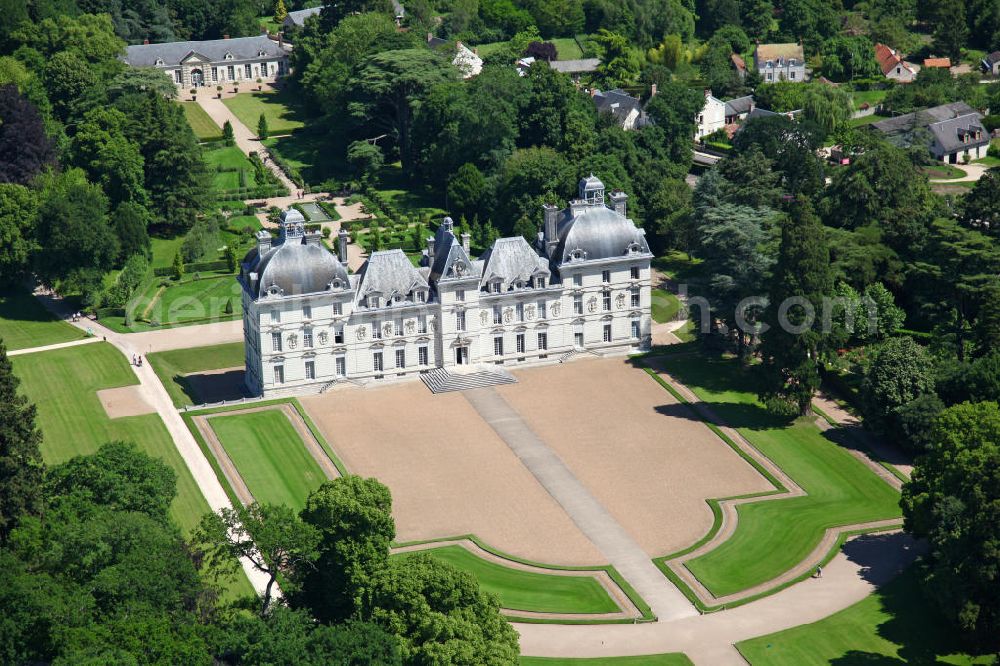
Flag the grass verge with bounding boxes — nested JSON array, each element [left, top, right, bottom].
[[179, 101, 223, 141], [520, 655, 693, 665], [147, 342, 245, 408], [222, 90, 305, 134]]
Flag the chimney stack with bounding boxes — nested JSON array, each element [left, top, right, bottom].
[[650, 83, 657, 97], [337, 229, 349, 266], [461, 232, 470, 253], [426, 235, 435, 262], [223, 34, 230, 39], [542, 204, 560, 257], [256, 229, 272, 255], [305, 230, 322, 246], [143, 38, 150, 45], [609, 190, 628, 218]]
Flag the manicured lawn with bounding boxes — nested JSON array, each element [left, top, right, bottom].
[[736, 569, 995, 665], [850, 89, 887, 110], [148, 342, 245, 408], [973, 154, 1000, 166], [223, 90, 305, 135], [148, 275, 242, 325], [652, 251, 705, 284], [374, 163, 449, 218], [209, 410, 326, 510], [0, 288, 84, 350], [660, 354, 901, 597], [549, 37, 584, 60], [921, 163, 966, 179], [204, 145, 251, 192], [264, 129, 349, 185], [409, 545, 620, 615], [151, 235, 187, 269], [521, 655, 693, 665], [848, 114, 889, 127], [12, 344, 208, 533], [179, 101, 222, 140], [651, 288, 681, 324]]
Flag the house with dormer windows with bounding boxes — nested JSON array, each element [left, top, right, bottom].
[[124, 35, 289, 88], [239, 175, 653, 396], [754, 42, 806, 82]]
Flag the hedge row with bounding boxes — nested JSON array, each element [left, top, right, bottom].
[[153, 259, 230, 277]]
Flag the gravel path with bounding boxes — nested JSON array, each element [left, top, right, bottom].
[[7, 336, 101, 356]]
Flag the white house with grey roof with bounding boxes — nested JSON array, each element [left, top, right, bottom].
[[124, 35, 288, 88], [870, 102, 989, 163], [240, 175, 652, 396]]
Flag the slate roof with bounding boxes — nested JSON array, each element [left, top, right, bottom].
[[983, 51, 1000, 66], [724, 95, 754, 116], [478, 237, 549, 290], [429, 225, 478, 283], [553, 206, 650, 265], [283, 7, 322, 27], [593, 89, 645, 127], [356, 249, 429, 300], [871, 102, 977, 135], [243, 210, 348, 299], [929, 113, 988, 153], [125, 35, 284, 67], [549, 58, 600, 74]]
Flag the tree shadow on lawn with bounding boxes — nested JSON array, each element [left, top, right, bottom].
[[652, 400, 792, 432], [0, 289, 63, 324], [829, 562, 994, 666], [267, 128, 349, 184], [820, 425, 913, 474]]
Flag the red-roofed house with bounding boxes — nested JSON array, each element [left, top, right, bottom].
[[924, 57, 952, 69], [875, 43, 918, 82]]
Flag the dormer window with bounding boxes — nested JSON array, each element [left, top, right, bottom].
[[491, 281, 501, 294], [369, 296, 381, 308], [329, 278, 343, 291], [536, 277, 546, 288], [225, 52, 234, 60], [155, 58, 164, 66], [416, 290, 426, 303], [514, 280, 524, 289], [258, 50, 266, 57], [627, 242, 641, 254]]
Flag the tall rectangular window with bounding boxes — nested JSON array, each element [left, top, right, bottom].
[[394, 319, 403, 336], [631, 319, 640, 339], [630, 286, 640, 307], [456, 310, 466, 331], [303, 328, 313, 348], [303, 305, 312, 319], [494, 336, 503, 356], [211, 67, 218, 81], [227, 65, 235, 80], [333, 302, 342, 315], [630, 266, 640, 280], [602, 269, 611, 283], [456, 289, 465, 302], [395, 349, 405, 369], [245, 63, 252, 78], [573, 294, 583, 315], [334, 325, 344, 344], [516, 303, 524, 322], [271, 332, 282, 352], [372, 320, 381, 339], [270, 310, 280, 323], [373, 351, 383, 372], [537, 300, 546, 319], [418, 315, 427, 334], [273, 366, 284, 384], [335, 356, 346, 376], [418, 346, 428, 365], [175, 70, 183, 83], [573, 273, 582, 287], [536, 277, 546, 288], [305, 360, 315, 379], [492, 281, 501, 293], [537, 332, 548, 350], [603, 324, 612, 342], [493, 305, 502, 325], [603, 289, 612, 311], [516, 333, 525, 354]]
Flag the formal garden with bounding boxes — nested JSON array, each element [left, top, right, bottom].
[[650, 353, 902, 602]]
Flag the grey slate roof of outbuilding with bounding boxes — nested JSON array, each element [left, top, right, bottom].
[[478, 237, 549, 289], [125, 35, 283, 67], [243, 210, 349, 299], [429, 226, 478, 283], [593, 89, 645, 126], [984, 51, 1000, 66], [283, 7, 323, 27], [356, 249, 429, 299], [554, 206, 650, 265], [549, 58, 600, 74]]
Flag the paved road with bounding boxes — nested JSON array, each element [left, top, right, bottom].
[[463, 387, 698, 622], [516, 531, 920, 664]]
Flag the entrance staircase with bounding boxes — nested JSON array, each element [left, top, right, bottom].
[[420, 366, 517, 394]]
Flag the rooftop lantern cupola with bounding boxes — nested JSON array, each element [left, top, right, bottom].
[[579, 173, 605, 206], [279, 208, 306, 240]]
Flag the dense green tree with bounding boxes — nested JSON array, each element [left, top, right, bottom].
[[293, 476, 395, 623], [447, 162, 489, 219], [801, 84, 853, 136], [642, 82, 703, 167], [758, 197, 833, 414], [222, 120, 235, 146], [109, 66, 177, 98], [316, 0, 391, 33], [732, 114, 826, 197], [0, 184, 39, 281], [348, 49, 458, 170], [197, 502, 319, 617], [518, 61, 591, 153], [0, 341, 44, 542], [528, 0, 585, 37], [777, 0, 838, 47], [644, 176, 693, 253], [496, 146, 571, 232], [45, 441, 176, 522], [33, 169, 119, 294], [257, 112, 269, 140], [0, 85, 56, 186], [347, 140, 384, 183], [364, 554, 519, 664], [741, 0, 774, 39], [594, 28, 640, 87], [71, 107, 149, 208], [901, 401, 1000, 653], [820, 36, 879, 81], [895, 393, 946, 453], [959, 167, 1000, 238], [932, 0, 968, 61], [862, 336, 936, 431]]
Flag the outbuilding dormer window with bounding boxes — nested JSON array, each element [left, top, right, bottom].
[[225, 52, 234, 60], [155, 58, 164, 66]]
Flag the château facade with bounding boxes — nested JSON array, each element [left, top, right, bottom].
[[240, 176, 653, 396]]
